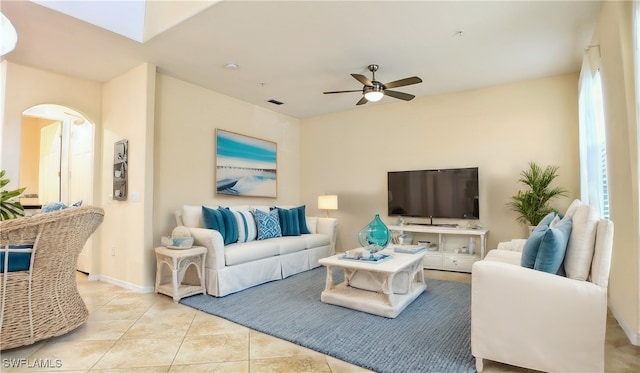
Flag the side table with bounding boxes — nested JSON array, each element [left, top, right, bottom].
[[155, 246, 207, 302]]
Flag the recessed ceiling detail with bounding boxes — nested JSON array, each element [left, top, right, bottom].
[[31, 0, 219, 42]]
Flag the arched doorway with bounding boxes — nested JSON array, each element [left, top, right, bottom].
[[20, 104, 95, 273]]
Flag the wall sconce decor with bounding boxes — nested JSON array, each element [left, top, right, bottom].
[[113, 139, 128, 201]]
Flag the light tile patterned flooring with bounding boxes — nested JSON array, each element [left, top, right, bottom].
[[1, 270, 638, 372]]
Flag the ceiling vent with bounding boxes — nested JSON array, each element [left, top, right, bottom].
[[267, 99, 284, 105]]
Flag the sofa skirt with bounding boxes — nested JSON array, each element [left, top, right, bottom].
[[206, 244, 333, 297]]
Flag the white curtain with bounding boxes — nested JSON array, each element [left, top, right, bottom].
[[635, 1, 640, 201], [578, 49, 606, 216]]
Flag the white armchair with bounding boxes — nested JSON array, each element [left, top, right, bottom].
[[471, 202, 614, 372]]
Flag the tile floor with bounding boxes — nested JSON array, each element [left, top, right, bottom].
[[1, 270, 638, 372]]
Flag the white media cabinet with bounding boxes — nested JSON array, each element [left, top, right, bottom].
[[388, 224, 489, 273]]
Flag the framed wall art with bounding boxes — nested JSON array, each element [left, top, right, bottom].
[[113, 139, 128, 201], [215, 129, 277, 198]]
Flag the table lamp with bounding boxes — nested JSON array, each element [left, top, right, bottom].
[[318, 195, 338, 217]]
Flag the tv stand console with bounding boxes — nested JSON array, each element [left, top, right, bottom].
[[388, 224, 488, 273]]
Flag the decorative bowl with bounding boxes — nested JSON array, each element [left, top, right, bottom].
[[170, 236, 194, 249]]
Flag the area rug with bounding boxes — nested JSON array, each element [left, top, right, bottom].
[[180, 267, 474, 373]]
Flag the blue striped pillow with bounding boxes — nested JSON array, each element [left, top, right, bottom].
[[233, 210, 257, 242]]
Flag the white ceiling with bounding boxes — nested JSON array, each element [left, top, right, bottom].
[[1, 1, 602, 119]]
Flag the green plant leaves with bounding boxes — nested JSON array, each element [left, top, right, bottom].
[[0, 170, 26, 220], [508, 162, 567, 226]]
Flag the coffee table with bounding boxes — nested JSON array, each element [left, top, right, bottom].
[[318, 248, 426, 318]]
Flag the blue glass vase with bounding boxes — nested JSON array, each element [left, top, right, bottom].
[[357, 214, 390, 253]]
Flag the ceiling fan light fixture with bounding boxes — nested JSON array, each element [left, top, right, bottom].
[[364, 89, 384, 102]]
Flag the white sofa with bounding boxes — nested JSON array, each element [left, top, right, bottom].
[[471, 200, 614, 372], [175, 205, 338, 297]]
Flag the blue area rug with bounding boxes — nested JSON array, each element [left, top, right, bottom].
[[180, 267, 474, 373]]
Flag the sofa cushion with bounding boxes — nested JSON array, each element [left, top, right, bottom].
[[224, 240, 280, 266], [521, 212, 557, 268], [270, 236, 308, 255], [564, 204, 599, 280], [484, 249, 522, 265], [276, 207, 301, 236], [233, 210, 257, 242], [303, 233, 330, 249], [218, 207, 239, 245], [534, 217, 572, 274], [255, 208, 282, 240]]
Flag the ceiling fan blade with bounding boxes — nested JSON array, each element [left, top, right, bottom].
[[383, 76, 422, 89], [351, 74, 373, 87], [323, 89, 363, 94], [384, 90, 415, 101], [356, 96, 368, 105]]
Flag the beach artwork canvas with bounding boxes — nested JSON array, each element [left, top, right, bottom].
[[215, 129, 277, 197]]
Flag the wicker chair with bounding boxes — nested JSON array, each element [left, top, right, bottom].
[[0, 206, 104, 350]]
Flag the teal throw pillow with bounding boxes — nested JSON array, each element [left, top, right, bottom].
[[521, 212, 557, 268], [218, 207, 239, 245], [534, 217, 573, 274], [293, 205, 311, 234], [202, 206, 225, 237], [255, 209, 282, 240], [0, 244, 33, 273], [276, 208, 301, 236]]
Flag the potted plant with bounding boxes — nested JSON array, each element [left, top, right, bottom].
[[508, 162, 567, 229], [0, 170, 26, 220]]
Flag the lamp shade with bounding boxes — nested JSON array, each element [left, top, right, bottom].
[[318, 195, 338, 210]]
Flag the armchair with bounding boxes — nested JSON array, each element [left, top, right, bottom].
[[471, 203, 613, 372], [0, 206, 104, 350]]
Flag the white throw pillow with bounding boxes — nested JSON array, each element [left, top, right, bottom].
[[564, 199, 583, 219], [564, 204, 599, 280], [306, 217, 318, 234], [182, 205, 212, 228]]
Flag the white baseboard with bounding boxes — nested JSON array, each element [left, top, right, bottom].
[[609, 303, 640, 346], [87, 274, 154, 293]]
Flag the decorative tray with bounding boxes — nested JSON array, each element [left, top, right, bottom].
[[166, 245, 193, 250], [393, 245, 427, 254], [340, 253, 391, 263]]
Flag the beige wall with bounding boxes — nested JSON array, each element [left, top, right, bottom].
[[99, 63, 156, 290], [301, 74, 580, 252], [0, 61, 102, 190], [152, 73, 302, 244], [592, 1, 640, 344], [18, 117, 58, 196]]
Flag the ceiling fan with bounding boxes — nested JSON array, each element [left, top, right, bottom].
[[323, 64, 422, 106]]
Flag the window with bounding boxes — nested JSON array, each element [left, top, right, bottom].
[[578, 48, 610, 219]]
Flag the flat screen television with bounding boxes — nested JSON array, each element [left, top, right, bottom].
[[388, 167, 479, 220]]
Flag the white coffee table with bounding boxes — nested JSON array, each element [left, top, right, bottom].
[[318, 248, 426, 318]]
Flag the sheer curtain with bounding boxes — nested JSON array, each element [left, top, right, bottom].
[[578, 47, 609, 218]]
